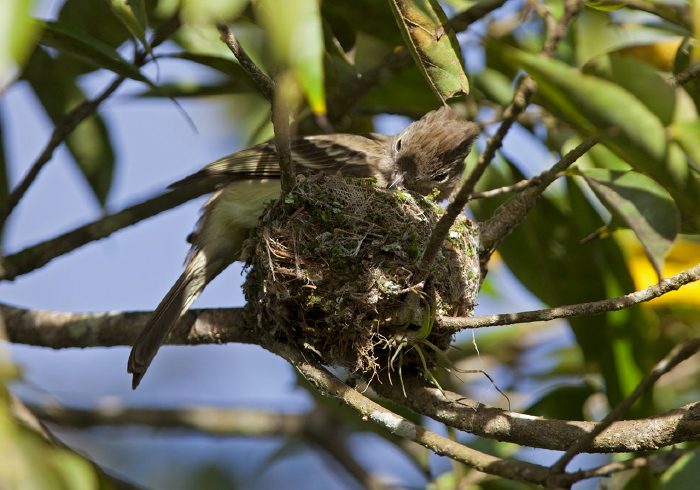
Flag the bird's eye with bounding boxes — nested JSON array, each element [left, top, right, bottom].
[[395, 138, 402, 152], [434, 173, 449, 183]]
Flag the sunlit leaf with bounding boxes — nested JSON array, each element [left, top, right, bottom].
[[256, 0, 326, 114], [581, 169, 680, 279], [388, 0, 469, 101], [662, 451, 700, 490], [586, 1, 626, 12], [0, 0, 38, 81], [670, 121, 700, 171], [499, 44, 668, 175], [584, 53, 676, 126], [109, 0, 150, 54], [181, 0, 248, 24]]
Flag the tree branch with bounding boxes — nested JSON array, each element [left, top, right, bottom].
[[441, 252, 700, 331], [0, 183, 212, 281], [216, 23, 274, 103], [478, 135, 600, 264], [551, 337, 700, 473], [4, 302, 700, 456], [0, 16, 181, 233], [270, 342, 554, 485]]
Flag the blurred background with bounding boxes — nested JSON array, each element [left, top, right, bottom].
[[2, 0, 699, 488]]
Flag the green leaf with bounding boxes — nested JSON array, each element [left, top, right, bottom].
[[109, 0, 150, 54], [256, 0, 326, 114], [167, 53, 264, 93], [360, 64, 439, 114], [22, 47, 115, 206], [470, 158, 653, 409], [181, 0, 249, 24], [586, 1, 626, 12], [388, 0, 469, 101], [56, 0, 135, 76], [322, 0, 403, 46], [580, 169, 680, 279], [583, 53, 676, 126], [38, 20, 149, 83], [662, 450, 700, 490], [576, 8, 627, 65], [136, 81, 259, 97], [499, 44, 668, 175], [527, 384, 598, 420], [670, 121, 700, 172], [470, 67, 515, 106], [0, 0, 39, 78]]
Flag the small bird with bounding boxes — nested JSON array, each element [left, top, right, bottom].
[[128, 105, 480, 388]]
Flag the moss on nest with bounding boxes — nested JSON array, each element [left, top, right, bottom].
[[242, 174, 480, 374]]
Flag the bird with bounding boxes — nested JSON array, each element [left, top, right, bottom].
[[127, 105, 480, 388]]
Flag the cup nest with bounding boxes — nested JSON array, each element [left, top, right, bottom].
[[242, 174, 480, 375]]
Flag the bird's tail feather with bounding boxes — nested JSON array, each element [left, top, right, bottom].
[[127, 250, 226, 389]]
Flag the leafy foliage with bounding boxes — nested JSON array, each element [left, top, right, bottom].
[[1, 0, 699, 489]]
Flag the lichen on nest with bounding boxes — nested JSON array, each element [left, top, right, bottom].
[[242, 173, 480, 374]]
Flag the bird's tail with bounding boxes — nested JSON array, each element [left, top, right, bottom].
[[127, 249, 227, 389]]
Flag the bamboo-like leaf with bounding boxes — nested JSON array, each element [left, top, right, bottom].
[[499, 45, 667, 174], [256, 0, 326, 114], [388, 0, 469, 101], [109, 0, 150, 54], [38, 20, 148, 82], [581, 168, 679, 279], [0, 0, 39, 79], [22, 47, 115, 206]]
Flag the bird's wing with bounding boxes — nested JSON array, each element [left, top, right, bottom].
[[168, 133, 392, 189]]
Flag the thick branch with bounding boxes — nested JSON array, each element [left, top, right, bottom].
[[270, 342, 553, 485], [551, 337, 700, 473], [4, 302, 700, 454], [370, 373, 700, 453]]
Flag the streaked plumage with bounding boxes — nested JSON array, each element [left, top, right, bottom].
[[128, 106, 480, 388]]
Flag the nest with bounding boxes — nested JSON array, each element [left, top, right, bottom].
[[242, 174, 480, 374]]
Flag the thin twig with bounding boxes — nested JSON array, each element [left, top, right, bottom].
[[0, 183, 212, 281], [469, 171, 563, 200], [271, 76, 296, 193], [668, 62, 700, 87], [550, 338, 700, 474], [441, 263, 700, 330], [478, 135, 600, 264], [415, 76, 537, 283], [0, 17, 180, 233], [563, 448, 694, 484], [216, 23, 274, 102], [541, 0, 584, 58]]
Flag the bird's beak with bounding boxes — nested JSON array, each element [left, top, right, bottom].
[[387, 171, 406, 190]]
